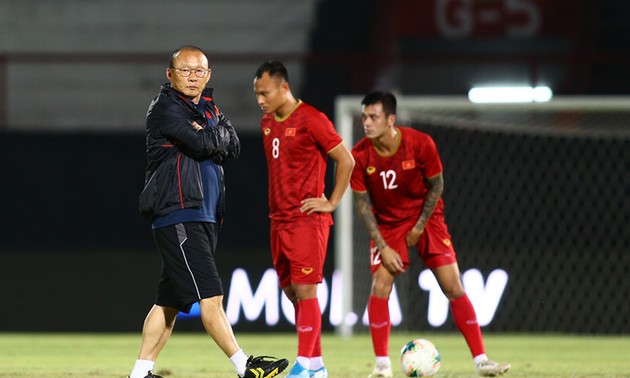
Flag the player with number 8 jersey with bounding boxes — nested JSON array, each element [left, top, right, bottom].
[[261, 100, 343, 226], [254, 61, 355, 378]]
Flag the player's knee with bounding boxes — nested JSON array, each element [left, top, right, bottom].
[[199, 295, 225, 313], [441, 285, 465, 300], [371, 280, 393, 297], [292, 283, 318, 301]]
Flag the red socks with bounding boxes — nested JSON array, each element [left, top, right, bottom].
[[367, 293, 484, 358], [368, 295, 391, 357], [450, 294, 485, 357], [296, 298, 321, 358]]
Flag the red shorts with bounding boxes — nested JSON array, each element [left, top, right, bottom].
[[370, 214, 457, 274], [271, 224, 330, 288]]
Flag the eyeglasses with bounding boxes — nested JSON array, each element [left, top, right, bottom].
[[170, 67, 210, 78]]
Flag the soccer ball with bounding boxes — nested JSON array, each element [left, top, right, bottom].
[[399, 338, 441, 377]]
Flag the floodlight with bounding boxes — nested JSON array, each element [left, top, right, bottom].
[[468, 86, 553, 103]]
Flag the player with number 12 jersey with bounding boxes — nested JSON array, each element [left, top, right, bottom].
[[351, 91, 510, 378], [351, 126, 445, 227]]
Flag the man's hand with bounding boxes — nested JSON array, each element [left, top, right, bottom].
[[300, 194, 336, 214], [379, 246, 405, 274], [405, 225, 424, 247], [191, 121, 203, 131]]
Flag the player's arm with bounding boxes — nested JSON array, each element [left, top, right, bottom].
[[353, 190, 404, 274], [406, 172, 444, 247], [207, 113, 241, 164], [300, 142, 355, 214], [151, 101, 232, 158]]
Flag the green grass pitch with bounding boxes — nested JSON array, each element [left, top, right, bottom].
[[0, 332, 628, 377]]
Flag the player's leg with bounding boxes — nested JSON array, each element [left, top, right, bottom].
[[432, 263, 510, 375], [290, 283, 319, 364], [421, 217, 486, 358], [367, 226, 409, 378], [367, 266, 396, 378], [129, 223, 185, 378], [424, 216, 510, 376], [272, 227, 310, 374], [432, 262, 484, 354], [129, 305, 178, 378], [189, 222, 287, 378], [273, 229, 310, 377], [198, 295, 289, 378], [138, 305, 178, 360], [282, 225, 329, 378], [282, 287, 326, 378], [159, 222, 287, 378], [305, 225, 329, 378], [199, 295, 240, 356], [183, 223, 241, 359]]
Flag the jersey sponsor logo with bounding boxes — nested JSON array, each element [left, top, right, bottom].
[[297, 325, 313, 332], [366, 166, 376, 175], [301, 267, 314, 275], [402, 159, 416, 170], [442, 238, 451, 246], [264, 128, 271, 136], [285, 127, 296, 136]]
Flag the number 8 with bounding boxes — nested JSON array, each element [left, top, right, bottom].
[[272, 137, 280, 159]]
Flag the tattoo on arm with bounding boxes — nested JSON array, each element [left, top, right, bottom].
[[353, 191, 387, 250], [414, 173, 444, 231]]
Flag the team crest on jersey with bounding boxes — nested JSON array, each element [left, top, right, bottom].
[[366, 166, 376, 175], [443, 238, 451, 247], [402, 159, 416, 170], [285, 127, 296, 136], [264, 128, 271, 136]]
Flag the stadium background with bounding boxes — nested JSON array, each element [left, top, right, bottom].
[[0, 0, 628, 334]]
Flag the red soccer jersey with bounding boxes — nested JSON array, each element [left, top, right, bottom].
[[261, 100, 343, 228], [351, 126, 445, 226]]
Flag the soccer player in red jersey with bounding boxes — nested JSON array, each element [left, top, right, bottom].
[[351, 91, 511, 377], [253, 61, 355, 378]]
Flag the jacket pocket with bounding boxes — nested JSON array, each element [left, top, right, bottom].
[[138, 153, 204, 220], [138, 156, 177, 220], [138, 169, 159, 220]]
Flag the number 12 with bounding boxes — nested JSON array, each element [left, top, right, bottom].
[[379, 170, 398, 190]]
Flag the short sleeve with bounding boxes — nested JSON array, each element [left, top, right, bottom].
[[418, 133, 443, 178], [350, 149, 367, 192], [309, 111, 343, 153]]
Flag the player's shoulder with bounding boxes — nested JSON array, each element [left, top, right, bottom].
[[259, 112, 274, 126], [297, 100, 319, 113], [297, 101, 331, 121], [352, 137, 372, 152], [351, 138, 373, 164], [260, 112, 274, 122], [148, 90, 186, 120], [399, 125, 428, 137], [399, 126, 435, 144]]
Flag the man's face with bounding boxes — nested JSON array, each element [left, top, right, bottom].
[[167, 50, 211, 103], [253, 72, 287, 114], [361, 102, 395, 139]]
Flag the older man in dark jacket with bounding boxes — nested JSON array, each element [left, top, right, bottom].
[[131, 46, 287, 378]]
